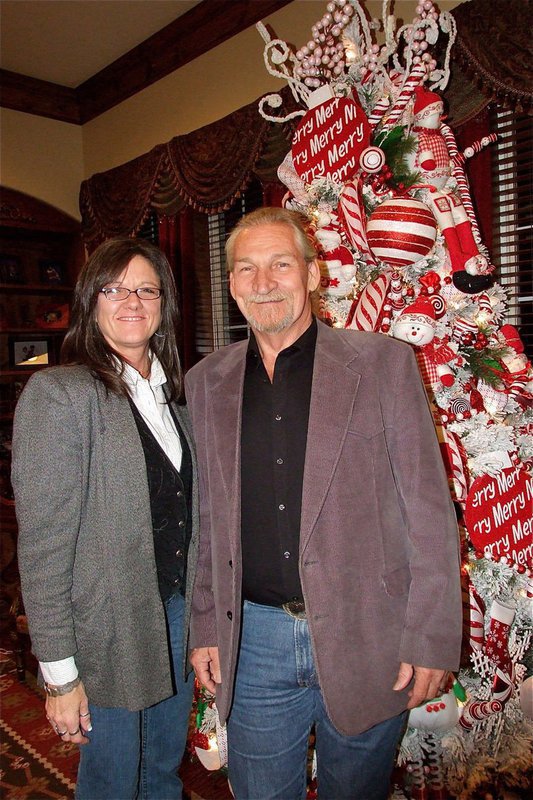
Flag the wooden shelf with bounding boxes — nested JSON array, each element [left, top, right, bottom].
[[0, 188, 82, 422], [1, 328, 67, 335], [0, 283, 73, 294], [0, 368, 46, 377]]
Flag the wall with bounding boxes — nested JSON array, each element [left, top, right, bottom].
[[1, 109, 84, 219], [81, 1, 332, 177]]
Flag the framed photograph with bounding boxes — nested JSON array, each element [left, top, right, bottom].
[[39, 258, 65, 285], [8, 335, 52, 369], [0, 253, 24, 284]]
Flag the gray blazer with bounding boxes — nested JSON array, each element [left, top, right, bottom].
[[185, 321, 463, 736], [12, 365, 199, 711]]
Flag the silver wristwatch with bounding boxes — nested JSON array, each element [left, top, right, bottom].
[[44, 676, 81, 696]]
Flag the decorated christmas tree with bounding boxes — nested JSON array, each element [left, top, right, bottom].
[[191, 2, 532, 796]]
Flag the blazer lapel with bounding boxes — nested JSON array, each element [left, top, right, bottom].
[[300, 324, 362, 553], [97, 386, 153, 548], [204, 342, 248, 554]]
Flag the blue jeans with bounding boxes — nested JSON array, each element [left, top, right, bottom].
[[75, 592, 194, 800], [227, 601, 407, 800]]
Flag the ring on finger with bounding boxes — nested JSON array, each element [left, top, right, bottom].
[[57, 730, 67, 737], [68, 728, 80, 735], [80, 711, 90, 718]]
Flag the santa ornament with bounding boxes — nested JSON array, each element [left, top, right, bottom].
[[315, 214, 357, 299], [496, 323, 533, 399]]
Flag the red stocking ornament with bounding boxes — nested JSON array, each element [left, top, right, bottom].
[[484, 598, 516, 706]]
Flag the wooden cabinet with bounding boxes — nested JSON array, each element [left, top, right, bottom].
[[0, 187, 84, 504]]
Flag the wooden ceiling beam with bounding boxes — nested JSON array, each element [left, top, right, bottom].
[[0, 69, 81, 124]]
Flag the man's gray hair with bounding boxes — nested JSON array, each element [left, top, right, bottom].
[[225, 207, 317, 271]]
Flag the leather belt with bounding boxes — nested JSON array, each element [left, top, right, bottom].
[[281, 600, 306, 619]]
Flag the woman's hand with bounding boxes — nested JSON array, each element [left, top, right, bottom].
[[45, 681, 92, 745]]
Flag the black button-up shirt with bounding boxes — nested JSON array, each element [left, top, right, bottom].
[[241, 318, 316, 606]]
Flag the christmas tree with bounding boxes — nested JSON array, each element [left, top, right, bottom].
[[252, 1, 532, 796]]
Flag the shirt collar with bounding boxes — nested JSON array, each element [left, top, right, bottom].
[[247, 317, 318, 363], [121, 354, 167, 389]]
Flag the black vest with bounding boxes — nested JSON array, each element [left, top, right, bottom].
[[129, 400, 192, 601]]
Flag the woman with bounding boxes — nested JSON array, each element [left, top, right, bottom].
[[11, 237, 198, 799]]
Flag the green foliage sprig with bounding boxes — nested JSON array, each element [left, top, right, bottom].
[[373, 126, 420, 189], [462, 345, 508, 386]]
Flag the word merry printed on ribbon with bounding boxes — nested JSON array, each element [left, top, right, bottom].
[[291, 97, 370, 184], [465, 467, 533, 565]]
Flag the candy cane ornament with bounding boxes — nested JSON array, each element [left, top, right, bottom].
[[459, 699, 503, 729], [476, 292, 493, 319], [440, 123, 481, 242], [345, 273, 391, 331], [368, 70, 404, 129], [382, 62, 426, 130], [441, 427, 469, 503], [337, 180, 376, 264], [468, 584, 485, 652], [452, 133, 498, 167]]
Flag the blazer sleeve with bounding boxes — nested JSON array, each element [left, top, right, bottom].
[[184, 369, 218, 649], [384, 343, 463, 670], [11, 370, 84, 662]]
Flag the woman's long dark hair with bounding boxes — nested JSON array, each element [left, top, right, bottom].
[[61, 237, 183, 401]]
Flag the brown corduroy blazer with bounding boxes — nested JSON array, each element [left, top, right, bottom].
[[185, 320, 462, 736]]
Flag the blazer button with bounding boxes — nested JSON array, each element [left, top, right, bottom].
[[178, 520, 185, 528], [227, 611, 232, 620]]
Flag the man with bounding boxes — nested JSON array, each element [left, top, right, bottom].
[[185, 207, 462, 800]]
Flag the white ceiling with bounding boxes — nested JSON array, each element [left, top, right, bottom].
[[0, 0, 202, 87]]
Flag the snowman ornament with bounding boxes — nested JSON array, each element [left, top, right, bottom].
[[406, 86, 493, 295], [393, 298, 457, 392]]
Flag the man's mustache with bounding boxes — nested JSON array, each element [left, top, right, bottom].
[[245, 293, 288, 304]]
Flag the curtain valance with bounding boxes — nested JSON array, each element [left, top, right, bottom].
[[79, 95, 294, 248], [442, 0, 533, 125]]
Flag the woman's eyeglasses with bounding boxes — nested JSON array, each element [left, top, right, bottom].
[[100, 287, 162, 301]]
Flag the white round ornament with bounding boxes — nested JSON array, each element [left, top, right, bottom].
[[408, 689, 461, 731]]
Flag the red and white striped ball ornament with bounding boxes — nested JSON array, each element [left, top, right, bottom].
[[366, 198, 437, 268]]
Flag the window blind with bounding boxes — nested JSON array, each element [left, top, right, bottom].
[[206, 180, 264, 350], [490, 107, 533, 357], [136, 211, 159, 244]]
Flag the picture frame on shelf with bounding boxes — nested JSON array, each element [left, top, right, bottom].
[[38, 258, 65, 285], [8, 335, 52, 369], [0, 253, 24, 284]]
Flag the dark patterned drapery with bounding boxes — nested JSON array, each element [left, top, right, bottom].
[[442, 0, 533, 125], [79, 96, 294, 250]]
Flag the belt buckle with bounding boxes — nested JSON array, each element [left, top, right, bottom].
[[281, 600, 306, 619]]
